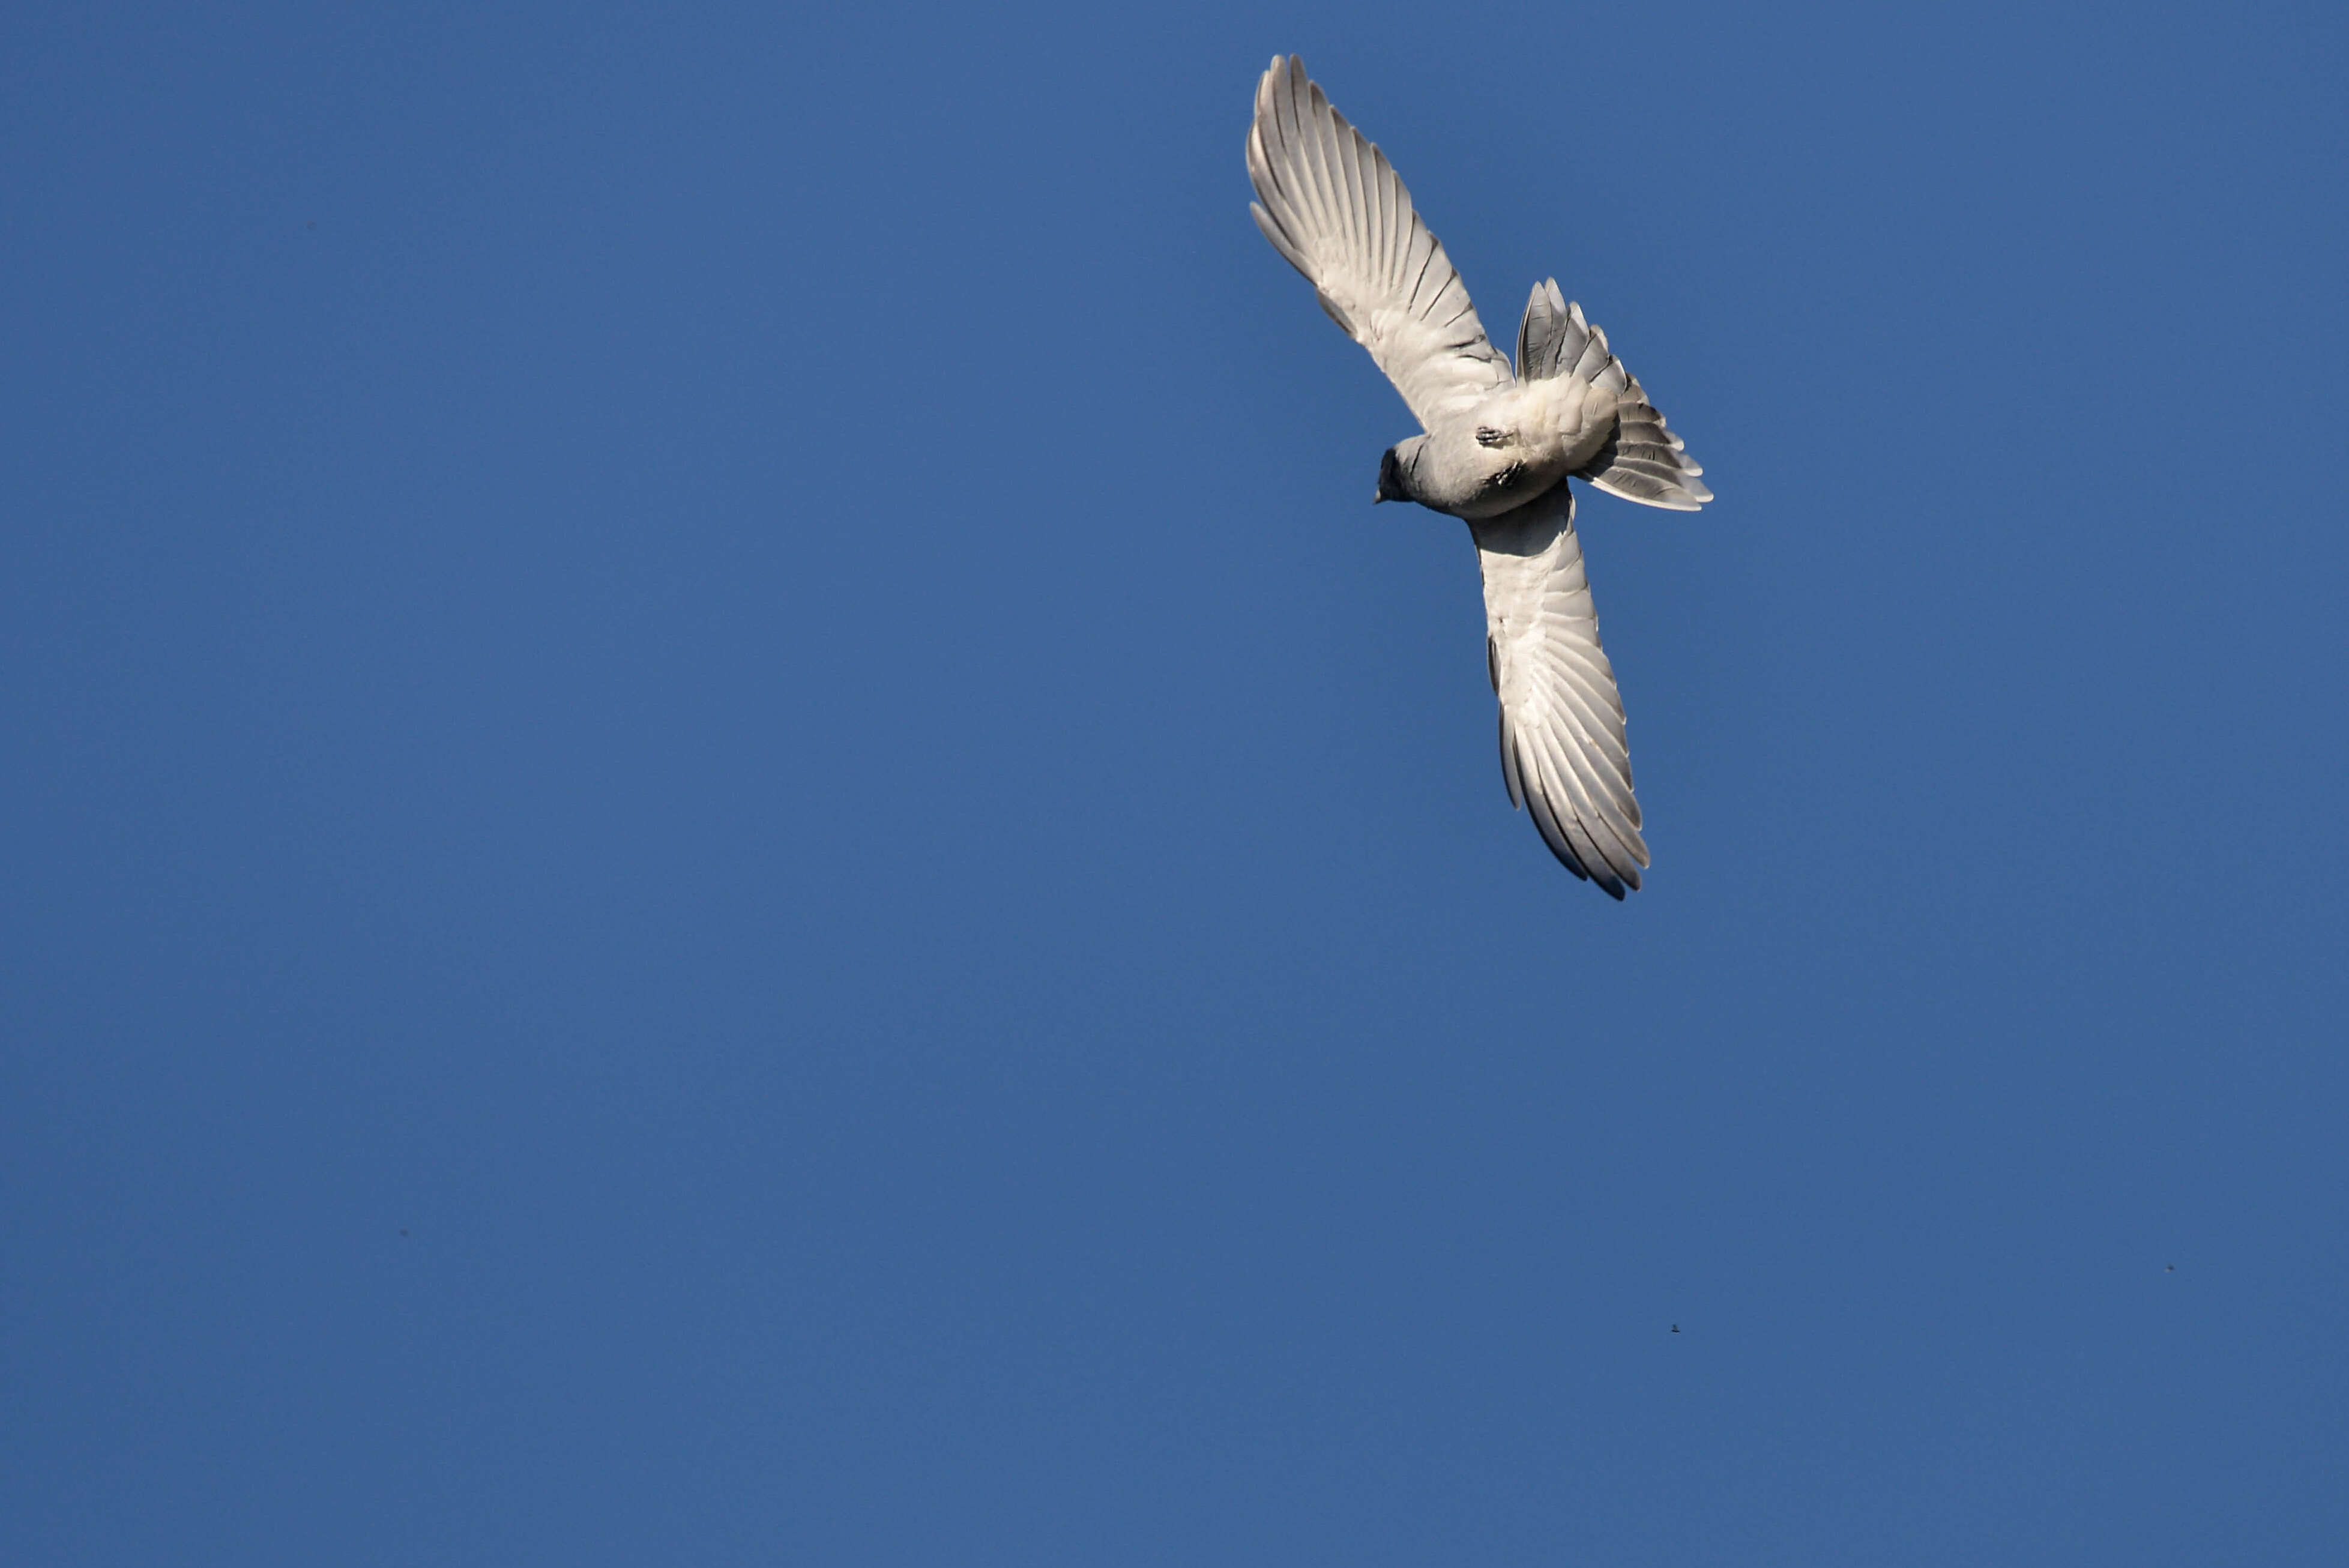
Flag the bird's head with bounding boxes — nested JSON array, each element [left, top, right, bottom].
[[1374, 439, 1422, 504]]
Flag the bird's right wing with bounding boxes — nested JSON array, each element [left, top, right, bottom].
[[1247, 55, 1513, 430], [1471, 486, 1649, 897]]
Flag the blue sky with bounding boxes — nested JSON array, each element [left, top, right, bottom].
[[4, 2, 2345, 1563]]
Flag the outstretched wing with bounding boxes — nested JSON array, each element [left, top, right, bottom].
[[1247, 55, 1512, 429], [1470, 485, 1649, 897]]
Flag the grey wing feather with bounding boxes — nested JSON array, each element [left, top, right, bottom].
[[1470, 486, 1649, 897], [1247, 56, 1512, 429]]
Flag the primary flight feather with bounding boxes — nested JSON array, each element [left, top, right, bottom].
[[1246, 54, 1711, 897]]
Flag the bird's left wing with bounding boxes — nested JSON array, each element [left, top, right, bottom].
[[1470, 486, 1650, 897], [1247, 55, 1513, 429]]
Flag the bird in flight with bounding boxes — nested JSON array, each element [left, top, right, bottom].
[[1246, 55, 1711, 897]]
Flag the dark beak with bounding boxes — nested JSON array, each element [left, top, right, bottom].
[[1374, 448, 1401, 504]]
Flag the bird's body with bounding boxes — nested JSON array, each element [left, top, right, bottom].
[[1381, 374, 1620, 520], [1246, 55, 1712, 897]]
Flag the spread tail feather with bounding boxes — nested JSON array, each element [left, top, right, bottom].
[[1515, 279, 1713, 511]]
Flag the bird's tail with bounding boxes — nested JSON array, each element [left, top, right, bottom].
[[1515, 279, 1711, 511]]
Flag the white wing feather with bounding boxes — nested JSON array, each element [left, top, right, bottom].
[[1471, 486, 1649, 897], [1246, 55, 1512, 429]]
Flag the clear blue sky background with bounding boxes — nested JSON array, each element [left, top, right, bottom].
[[4, 3, 2345, 1563]]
